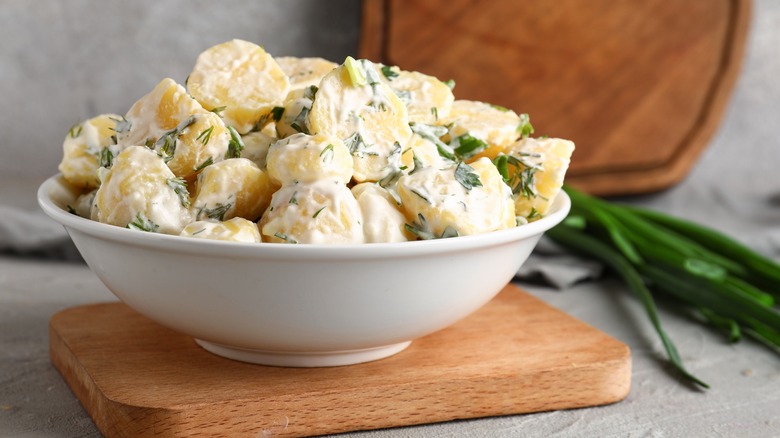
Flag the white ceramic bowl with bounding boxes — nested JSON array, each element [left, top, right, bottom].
[[38, 175, 570, 367]]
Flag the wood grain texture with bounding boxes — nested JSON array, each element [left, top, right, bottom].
[[50, 284, 630, 437], [359, 0, 750, 196]]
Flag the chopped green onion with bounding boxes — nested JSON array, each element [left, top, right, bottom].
[[546, 185, 780, 389], [344, 56, 367, 87]]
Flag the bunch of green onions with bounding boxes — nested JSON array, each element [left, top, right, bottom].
[[546, 186, 780, 388]]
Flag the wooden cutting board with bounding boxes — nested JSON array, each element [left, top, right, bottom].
[[360, 0, 750, 196], [50, 284, 630, 437]]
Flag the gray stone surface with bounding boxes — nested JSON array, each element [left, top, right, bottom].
[[2, 0, 780, 437]]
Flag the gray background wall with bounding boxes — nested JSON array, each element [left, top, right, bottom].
[[1, 0, 360, 181]]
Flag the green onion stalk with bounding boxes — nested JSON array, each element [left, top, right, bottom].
[[545, 186, 780, 389]]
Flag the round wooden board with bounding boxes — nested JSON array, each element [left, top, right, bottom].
[[359, 0, 750, 196]]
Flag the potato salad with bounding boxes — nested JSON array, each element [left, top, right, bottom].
[[58, 39, 574, 244]]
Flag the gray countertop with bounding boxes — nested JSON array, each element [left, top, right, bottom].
[[2, 0, 780, 436]]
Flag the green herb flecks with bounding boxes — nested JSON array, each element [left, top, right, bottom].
[[127, 212, 159, 233], [250, 106, 286, 132], [225, 126, 244, 159], [166, 177, 190, 208], [194, 156, 214, 172], [517, 113, 534, 138], [312, 206, 326, 218], [68, 123, 83, 138], [410, 152, 425, 175], [274, 232, 298, 244], [452, 134, 488, 160], [303, 85, 318, 101], [271, 106, 285, 122], [404, 214, 459, 240], [155, 116, 196, 162], [289, 191, 299, 205], [98, 147, 115, 168], [196, 126, 214, 146], [430, 107, 439, 121], [454, 161, 482, 190], [320, 143, 335, 163], [361, 59, 388, 111], [199, 202, 232, 222], [345, 131, 368, 156], [409, 188, 432, 205], [210, 106, 227, 115], [409, 122, 455, 162], [377, 142, 404, 189], [108, 116, 132, 144], [110, 116, 132, 134], [492, 153, 541, 198], [290, 105, 311, 135], [381, 65, 399, 81], [443, 79, 456, 90], [394, 90, 412, 105]]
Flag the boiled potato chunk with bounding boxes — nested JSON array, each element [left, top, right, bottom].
[[276, 56, 337, 91], [441, 100, 521, 154], [191, 158, 276, 222], [258, 181, 364, 244], [116, 78, 231, 180], [500, 137, 575, 219], [187, 39, 290, 134], [351, 183, 410, 243], [266, 133, 353, 185], [309, 58, 412, 182], [71, 189, 97, 219], [92, 146, 192, 234], [397, 157, 515, 238], [240, 130, 276, 170], [382, 68, 454, 125], [180, 217, 261, 243], [275, 87, 314, 138], [405, 133, 450, 169], [59, 114, 121, 190]]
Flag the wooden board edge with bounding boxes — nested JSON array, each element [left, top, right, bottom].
[[571, 0, 752, 196], [50, 309, 168, 438], [134, 350, 631, 437], [358, 0, 752, 197], [48, 288, 632, 437]]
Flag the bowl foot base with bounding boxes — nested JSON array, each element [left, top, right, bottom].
[[194, 339, 412, 367]]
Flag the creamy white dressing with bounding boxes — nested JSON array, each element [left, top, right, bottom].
[[73, 189, 97, 219], [241, 131, 275, 169], [266, 133, 352, 185], [445, 100, 520, 147], [261, 181, 364, 244], [351, 183, 408, 243], [181, 218, 261, 243], [398, 159, 513, 236], [277, 96, 313, 138], [93, 146, 191, 234]]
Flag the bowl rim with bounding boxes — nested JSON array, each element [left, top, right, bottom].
[[37, 174, 570, 259]]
